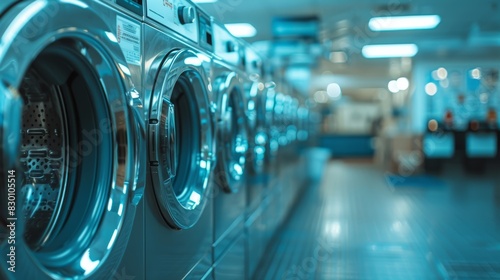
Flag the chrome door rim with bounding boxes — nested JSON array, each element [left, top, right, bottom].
[[246, 81, 268, 174], [0, 83, 22, 169], [149, 49, 215, 230], [0, 1, 143, 278], [213, 71, 249, 193]]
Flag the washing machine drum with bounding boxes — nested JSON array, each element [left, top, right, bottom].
[[0, 2, 143, 279], [149, 50, 215, 230], [213, 72, 249, 193]]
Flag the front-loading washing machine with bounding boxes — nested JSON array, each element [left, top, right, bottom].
[[0, 1, 146, 279], [210, 20, 249, 279], [141, 0, 216, 278], [274, 92, 288, 148], [264, 87, 280, 171], [244, 48, 269, 178], [297, 104, 310, 142]]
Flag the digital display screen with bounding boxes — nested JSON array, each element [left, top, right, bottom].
[[206, 32, 213, 46], [199, 14, 213, 51], [117, 0, 143, 16]]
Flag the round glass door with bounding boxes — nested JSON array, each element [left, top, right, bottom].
[[149, 50, 215, 230], [213, 72, 249, 193]]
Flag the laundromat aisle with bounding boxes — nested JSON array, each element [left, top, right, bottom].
[[255, 160, 500, 279]]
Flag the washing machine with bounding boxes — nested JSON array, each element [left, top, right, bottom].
[[297, 105, 310, 142], [244, 48, 269, 178], [264, 87, 280, 170], [244, 46, 270, 221], [141, 0, 216, 278], [286, 97, 299, 144], [0, 0, 146, 279], [263, 90, 285, 176], [210, 20, 249, 279]]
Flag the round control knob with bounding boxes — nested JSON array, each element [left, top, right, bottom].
[[178, 6, 195, 25]]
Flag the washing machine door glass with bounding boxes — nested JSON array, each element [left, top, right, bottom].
[[149, 50, 214, 230], [214, 72, 248, 193], [0, 2, 143, 278]]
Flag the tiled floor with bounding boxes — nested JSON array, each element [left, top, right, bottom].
[[256, 160, 500, 279]]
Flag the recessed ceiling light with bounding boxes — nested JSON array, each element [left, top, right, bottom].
[[362, 44, 418, 58], [369, 15, 441, 31], [225, 23, 257, 38]]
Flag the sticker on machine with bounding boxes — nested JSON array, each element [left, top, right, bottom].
[[117, 16, 141, 66]]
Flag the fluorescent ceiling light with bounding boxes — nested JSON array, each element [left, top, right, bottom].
[[369, 15, 441, 31], [225, 23, 257, 38], [192, 0, 217, 3], [362, 44, 418, 58]]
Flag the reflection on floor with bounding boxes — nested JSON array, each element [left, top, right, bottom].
[[256, 160, 500, 279]]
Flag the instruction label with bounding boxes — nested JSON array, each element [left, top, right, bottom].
[[117, 16, 141, 66]]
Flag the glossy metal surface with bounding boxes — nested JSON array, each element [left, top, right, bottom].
[[0, 1, 22, 168], [0, 1, 145, 278], [214, 234, 246, 280], [148, 49, 215, 230], [0, 83, 22, 171], [213, 71, 249, 193], [210, 23, 248, 276], [246, 79, 268, 175], [142, 23, 214, 279], [265, 88, 280, 167], [210, 61, 247, 268]]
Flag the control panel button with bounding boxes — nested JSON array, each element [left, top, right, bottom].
[[179, 6, 195, 25], [146, 0, 199, 42], [226, 41, 236, 53]]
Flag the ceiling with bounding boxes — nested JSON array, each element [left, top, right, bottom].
[[198, 0, 500, 96]]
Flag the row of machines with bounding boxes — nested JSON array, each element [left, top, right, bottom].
[[0, 0, 313, 279]]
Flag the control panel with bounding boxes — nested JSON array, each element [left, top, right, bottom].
[[245, 48, 262, 76], [146, 0, 199, 42], [213, 22, 240, 66], [198, 10, 213, 52], [116, 0, 144, 16]]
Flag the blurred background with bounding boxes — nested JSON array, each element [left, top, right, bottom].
[[197, 0, 500, 174], [198, 0, 500, 278], [2, 1, 499, 279]]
